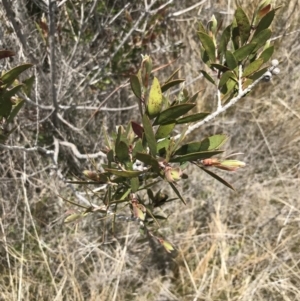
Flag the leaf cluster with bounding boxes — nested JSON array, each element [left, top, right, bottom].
[[0, 51, 33, 143], [62, 2, 277, 253], [199, 1, 278, 102]]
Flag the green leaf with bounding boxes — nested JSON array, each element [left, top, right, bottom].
[[248, 66, 269, 80], [198, 21, 206, 34], [251, 29, 272, 52], [235, 7, 251, 45], [22, 75, 35, 97], [220, 77, 237, 96], [243, 58, 264, 77], [155, 123, 175, 139], [253, 9, 275, 37], [113, 187, 131, 201], [176, 112, 210, 124], [2, 84, 24, 100], [161, 79, 185, 93], [233, 43, 257, 61], [107, 149, 115, 163], [170, 150, 223, 163], [200, 70, 216, 85], [219, 25, 231, 58], [175, 134, 228, 155], [135, 152, 160, 173], [115, 126, 124, 151], [7, 99, 25, 123], [105, 168, 146, 178], [130, 74, 142, 99], [211, 64, 230, 73], [142, 114, 157, 156], [231, 22, 240, 50], [219, 71, 237, 89], [259, 45, 274, 62], [199, 166, 235, 190], [132, 139, 144, 157], [164, 67, 181, 83], [198, 32, 216, 62], [147, 77, 163, 118], [153, 103, 196, 126], [0, 97, 12, 118], [189, 90, 201, 103], [130, 177, 139, 193], [115, 140, 129, 162], [169, 182, 186, 205], [157, 138, 170, 155], [1, 64, 33, 86], [0, 85, 24, 118], [225, 51, 238, 70]]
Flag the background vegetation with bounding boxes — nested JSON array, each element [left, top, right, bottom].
[[0, 0, 300, 300]]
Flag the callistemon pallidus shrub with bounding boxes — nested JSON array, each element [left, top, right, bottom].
[[64, 1, 280, 252]]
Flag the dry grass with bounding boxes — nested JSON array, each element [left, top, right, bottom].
[[1, 0, 300, 300]]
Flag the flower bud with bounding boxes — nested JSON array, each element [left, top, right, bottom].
[[263, 71, 272, 82], [216, 160, 246, 171], [271, 59, 279, 67], [165, 166, 183, 182], [272, 67, 280, 75]]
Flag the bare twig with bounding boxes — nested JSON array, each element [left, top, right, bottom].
[[48, 0, 59, 125], [175, 69, 274, 140], [58, 140, 106, 159]]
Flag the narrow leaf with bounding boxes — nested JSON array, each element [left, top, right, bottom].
[[142, 114, 157, 156], [211, 63, 230, 73], [251, 28, 272, 53], [175, 134, 228, 155], [22, 75, 35, 96], [235, 7, 251, 45], [259, 45, 274, 62], [161, 79, 185, 93], [198, 32, 216, 62], [164, 67, 181, 83], [7, 99, 25, 123], [170, 150, 223, 163], [243, 58, 264, 77], [219, 71, 236, 89], [200, 70, 216, 85], [169, 182, 186, 205], [105, 168, 145, 178], [254, 10, 275, 37], [219, 25, 231, 57], [130, 74, 142, 99], [64, 212, 89, 224], [155, 123, 175, 139], [1, 64, 33, 86], [233, 43, 257, 61], [115, 140, 129, 162], [153, 103, 196, 126], [130, 177, 139, 193], [200, 166, 235, 190], [176, 112, 210, 124], [249, 66, 269, 80], [136, 152, 160, 173], [225, 51, 238, 70]]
